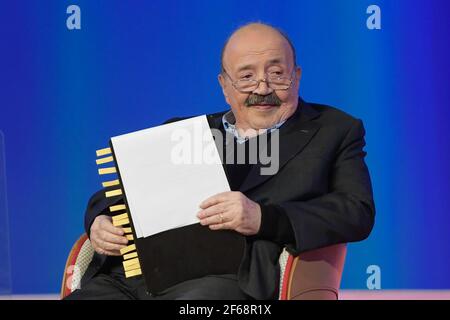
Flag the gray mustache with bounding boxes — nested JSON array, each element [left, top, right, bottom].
[[245, 93, 282, 107]]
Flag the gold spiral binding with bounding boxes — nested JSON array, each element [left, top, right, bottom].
[[96, 147, 142, 278]]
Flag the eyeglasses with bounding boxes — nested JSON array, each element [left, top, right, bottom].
[[222, 68, 296, 93]]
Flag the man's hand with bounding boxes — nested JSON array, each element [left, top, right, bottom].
[[90, 215, 129, 256], [197, 191, 262, 236]]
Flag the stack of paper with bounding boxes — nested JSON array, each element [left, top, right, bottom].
[[110, 115, 230, 238]]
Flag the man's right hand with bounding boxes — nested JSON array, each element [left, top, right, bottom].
[[90, 215, 129, 256]]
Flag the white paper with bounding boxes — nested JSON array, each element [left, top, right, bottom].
[[111, 115, 229, 238]]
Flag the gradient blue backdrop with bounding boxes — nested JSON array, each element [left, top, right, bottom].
[[1, 0, 449, 293]]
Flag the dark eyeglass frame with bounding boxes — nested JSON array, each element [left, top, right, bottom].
[[222, 68, 296, 93]]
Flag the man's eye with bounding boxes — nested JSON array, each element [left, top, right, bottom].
[[270, 71, 283, 77], [240, 74, 253, 80]]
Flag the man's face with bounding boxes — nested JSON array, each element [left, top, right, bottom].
[[218, 25, 302, 131]]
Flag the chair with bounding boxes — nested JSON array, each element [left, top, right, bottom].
[[61, 234, 346, 300]]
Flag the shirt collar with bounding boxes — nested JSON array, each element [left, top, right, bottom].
[[222, 110, 287, 144]]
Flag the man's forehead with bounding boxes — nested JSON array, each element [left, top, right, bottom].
[[232, 52, 288, 71], [224, 40, 292, 71]]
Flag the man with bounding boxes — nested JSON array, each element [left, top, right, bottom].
[[66, 22, 375, 300]]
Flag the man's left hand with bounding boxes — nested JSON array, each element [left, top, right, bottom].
[[197, 191, 261, 236]]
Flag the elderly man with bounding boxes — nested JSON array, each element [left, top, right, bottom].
[[66, 22, 374, 300]]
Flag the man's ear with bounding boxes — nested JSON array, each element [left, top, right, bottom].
[[218, 73, 231, 104], [218, 73, 227, 96], [295, 66, 302, 88]]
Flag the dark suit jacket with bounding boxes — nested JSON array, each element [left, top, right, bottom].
[[81, 98, 375, 299]]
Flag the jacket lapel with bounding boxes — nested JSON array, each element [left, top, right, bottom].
[[207, 99, 321, 193]]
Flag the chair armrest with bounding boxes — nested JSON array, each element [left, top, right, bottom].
[[60, 234, 94, 299], [279, 243, 347, 300]]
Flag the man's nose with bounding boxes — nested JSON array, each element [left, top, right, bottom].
[[252, 79, 273, 96]]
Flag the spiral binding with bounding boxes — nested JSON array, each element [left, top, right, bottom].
[[96, 147, 142, 278]]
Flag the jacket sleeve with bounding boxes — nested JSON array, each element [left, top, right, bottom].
[[279, 119, 375, 254], [252, 204, 295, 246]]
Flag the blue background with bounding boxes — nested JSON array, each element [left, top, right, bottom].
[[1, 0, 449, 294]]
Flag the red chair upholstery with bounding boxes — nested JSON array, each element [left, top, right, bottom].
[[278, 244, 347, 300]]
